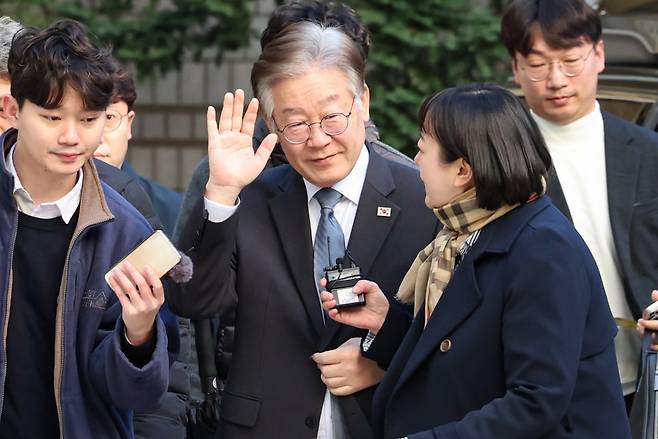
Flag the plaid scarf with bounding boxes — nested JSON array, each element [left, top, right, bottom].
[[396, 187, 519, 325]]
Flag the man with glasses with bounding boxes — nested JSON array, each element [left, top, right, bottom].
[[93, 61, 189, 439], [502, 0, 658, 409], [94, 63, 182, 236], [166, 4, 438, 438], [273, 96, 356, 144]]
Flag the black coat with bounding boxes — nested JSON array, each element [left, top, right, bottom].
[[369, 197, 629, 439]]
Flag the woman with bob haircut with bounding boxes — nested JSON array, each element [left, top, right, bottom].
[[320, 83, 630, 438]]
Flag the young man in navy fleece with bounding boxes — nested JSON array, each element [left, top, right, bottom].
[[0, 19, 175, 438]]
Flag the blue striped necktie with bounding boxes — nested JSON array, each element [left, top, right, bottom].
[[313, 188, 346, 295]]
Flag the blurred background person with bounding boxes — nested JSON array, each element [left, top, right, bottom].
[[94, 63, 182, 236], [501, 0, 658, 407], [95, 60, 190, 439]]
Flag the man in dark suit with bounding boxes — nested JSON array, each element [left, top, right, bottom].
[[167, 11, 437, 439], [501, 0, 658, 405]]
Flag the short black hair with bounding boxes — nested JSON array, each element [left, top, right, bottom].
[[111, 60, 137, 110], [261, 0, 370, 62], [418, 83, 552, 211], [501, 0, 601, 58], [8, 19, 115, 111]]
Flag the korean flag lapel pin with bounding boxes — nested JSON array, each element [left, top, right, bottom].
[[377, 206, 392, 217]]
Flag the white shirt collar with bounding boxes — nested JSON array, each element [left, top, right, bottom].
[[303, 144, 369, 205], [5, 144, 83, 224]]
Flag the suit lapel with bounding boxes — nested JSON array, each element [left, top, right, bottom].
[[347, 149, 399, 279], [546, 166, 571, 222], [268, 169, 325, 338], [318, 149, 399, 350], [603, 113, 640, 285]]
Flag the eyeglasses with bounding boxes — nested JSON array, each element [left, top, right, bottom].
[[273, 96, 356, 144], [520, 46, 595, 82], [104, 109, 130, 132]]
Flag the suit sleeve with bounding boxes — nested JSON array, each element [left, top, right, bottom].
[[408, 225, 615, 439], [172, 156, 209, 247], [166, 156, 239, 318]]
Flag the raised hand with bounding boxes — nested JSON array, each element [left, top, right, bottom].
[[320, 279, 390, 334], [107, 261, 165, 346], [205, 89, 278, 205]]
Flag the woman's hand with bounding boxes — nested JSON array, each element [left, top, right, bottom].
[[320, 279, 390, 334], [205, 89, 278, 205]]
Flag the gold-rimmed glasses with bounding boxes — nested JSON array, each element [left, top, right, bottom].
[[273, 96, 356, 144]]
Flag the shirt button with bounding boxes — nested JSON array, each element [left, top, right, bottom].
[[305, 416, 316, 429], [440, 339, 452, 352]]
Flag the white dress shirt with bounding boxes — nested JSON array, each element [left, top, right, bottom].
[[5, 145, 82, 223], [204, 145, 370, 439]]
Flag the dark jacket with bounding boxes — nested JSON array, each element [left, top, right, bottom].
[[121, 162, 182, 237], [547, 111, 658, 318], [94, 159, 162, 231], [171, 130, 418, 389], [0, 129, 174, 439], [369, 196, 630, 439], [94, 158, 189, 439], [168, 144, 438, 439]]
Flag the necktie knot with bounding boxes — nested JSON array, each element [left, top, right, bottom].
[[314, 188, 342, 210]]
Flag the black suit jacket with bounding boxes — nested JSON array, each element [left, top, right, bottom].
[[167, 146, 438, 438], [546, 112, 658, 318]]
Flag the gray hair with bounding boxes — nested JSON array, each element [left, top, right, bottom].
[[251, 21, 366, 119], [0, 16, 23, 76]]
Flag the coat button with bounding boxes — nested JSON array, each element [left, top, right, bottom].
[[440, 339, 452, 352], [305, 416, 316, 429]]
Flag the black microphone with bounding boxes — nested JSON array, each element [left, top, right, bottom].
[[344, 249, 361, 268]]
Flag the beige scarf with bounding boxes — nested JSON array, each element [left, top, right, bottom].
[[396, 187, 518, 325]]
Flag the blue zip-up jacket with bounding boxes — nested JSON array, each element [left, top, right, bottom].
[[0, 129, 173, 438]]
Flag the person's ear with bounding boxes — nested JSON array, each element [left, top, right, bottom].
[[511, 56, 522, 86], [359, 82, 370, 122], [126, 110, 136, 141], [594, 39, 605, 74], [2, 95, 20, 127], [455, 158, 474, 189], [265, 117, 277, 135]]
